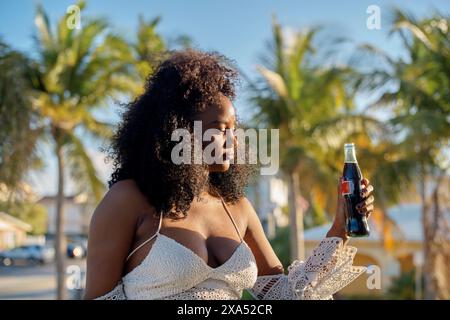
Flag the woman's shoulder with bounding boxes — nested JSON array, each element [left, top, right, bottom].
[[92, 179, 157, 228], [108, 178, 143, 197], [85, 179, 155, 300], [230, 196, 258, 229], [232, 196, 255, 213]]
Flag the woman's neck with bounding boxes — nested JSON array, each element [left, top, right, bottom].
[[199, 186, 222, 201]]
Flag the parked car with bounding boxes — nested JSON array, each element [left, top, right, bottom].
[[0, 245, 55, 266], [67, 238, 87, 259]]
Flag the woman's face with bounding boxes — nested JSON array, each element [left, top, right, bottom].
[[194, 95, 237, 172]]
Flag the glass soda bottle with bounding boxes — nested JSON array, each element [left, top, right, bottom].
[[341, 143, 370, 237]]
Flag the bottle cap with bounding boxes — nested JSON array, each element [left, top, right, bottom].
[[344, 143, 355, 148]]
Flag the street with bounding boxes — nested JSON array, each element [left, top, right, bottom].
[[0, 258, 86, 300]]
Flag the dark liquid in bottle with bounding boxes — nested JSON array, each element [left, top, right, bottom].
[[343, 162, 370, 237]]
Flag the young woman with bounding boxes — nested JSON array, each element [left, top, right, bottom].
[[84, 49, 374, 300]]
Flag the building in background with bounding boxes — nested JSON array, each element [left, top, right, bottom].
[[246, 175, 289, 239], [37, 193, 94, 240], [0, 212, 32, 250], [303, 203, 450, 297]]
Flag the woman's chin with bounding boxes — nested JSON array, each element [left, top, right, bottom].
[[209, 161, 231, 172]]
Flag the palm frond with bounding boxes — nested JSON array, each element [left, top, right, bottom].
[[256, 65, 288, 99], [34, 4, 53, 49], [65, 132, 105, 202], [391, 8, 433, 50]]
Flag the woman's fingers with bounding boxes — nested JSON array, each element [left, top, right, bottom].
[[360, 184, 373, 198], [361, 178, 370, 187], [357, 195, 374, 215], [341, 177, 375, 217], [359, 195, 374, 207], [359, 204, 374, 217]]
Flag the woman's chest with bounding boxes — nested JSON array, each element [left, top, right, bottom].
[[132, 200, 248, 269]]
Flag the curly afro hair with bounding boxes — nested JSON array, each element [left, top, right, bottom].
[[108, 49, 257, 219]]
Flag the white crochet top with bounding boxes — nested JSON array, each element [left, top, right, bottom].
[[95, 198, 366, 300]]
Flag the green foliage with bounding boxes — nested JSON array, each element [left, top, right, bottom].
[[0, 2, 169, 204], [337, 293, 385, 300], [357, 10, 449, 178], [304, 198, 329, 229], [0, 42, 42, 189], [386, 270, 423, 300], [269, 226, 291, 269], [241, 290, 255, 300], [28, 2, 169, 299], [133, 16, 167, 83], [250, 16, 385, 219]]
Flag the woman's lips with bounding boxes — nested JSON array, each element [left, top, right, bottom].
[[222, 149, 234, 162]]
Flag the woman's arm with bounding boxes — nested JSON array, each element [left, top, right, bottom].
[[241, 197, 285, 276], [243, 178, 374, 300], [83, 181, 142, 299]]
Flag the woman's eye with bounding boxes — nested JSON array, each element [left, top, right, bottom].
[[220, 127, 236, 134]]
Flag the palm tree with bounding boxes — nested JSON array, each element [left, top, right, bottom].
[[386, 10, 449, 300], [248, 16, 375, 261], [28, 1, 139, 299], [0, 42, 50, 243], [0, 42, 41, 190], [125, 15, 191, 95], [2, 2, 176, 299], [356, 9, 450, 299], [133, 16, 166, 85]]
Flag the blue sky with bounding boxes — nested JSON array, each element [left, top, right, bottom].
[[1, 0, 448, 196], [2, 1, 449, 68]]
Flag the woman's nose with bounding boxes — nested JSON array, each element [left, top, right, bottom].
[[224, 129, 236, 148]]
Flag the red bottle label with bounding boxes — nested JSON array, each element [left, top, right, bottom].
[[341, 180, 354, 195]]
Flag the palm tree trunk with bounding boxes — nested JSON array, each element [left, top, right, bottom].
[[430, 177, 450, 299], [420, 164, 434, 299], [421, 169, 449, 300], [55, 139, 67, 300], [420, 164, 447, 300], [378, 197, 388, 248], [288, 169, 305, 261]]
